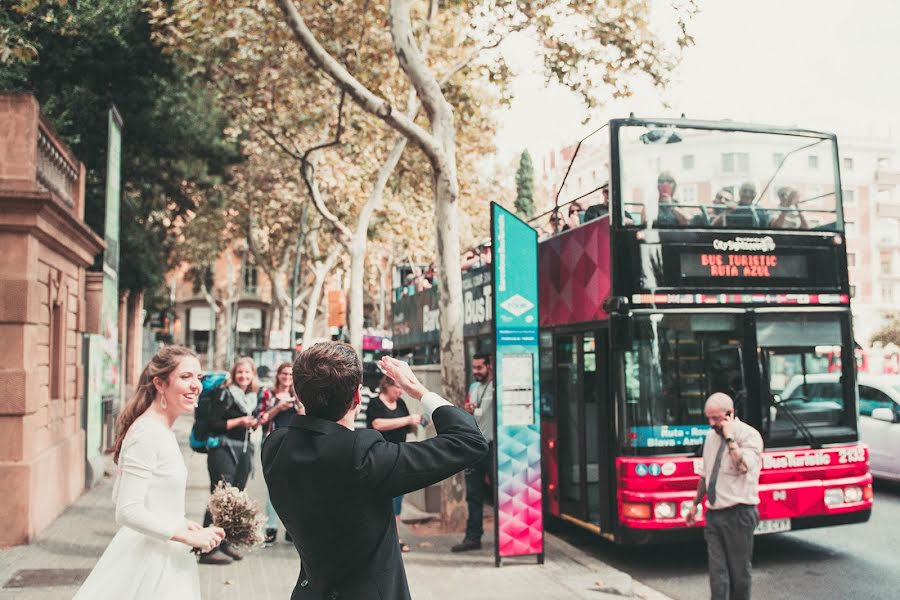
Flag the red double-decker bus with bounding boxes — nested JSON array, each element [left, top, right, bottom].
[[536, 118, 872, 543]]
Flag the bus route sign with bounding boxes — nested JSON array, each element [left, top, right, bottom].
[[491, 202, 543, 565]]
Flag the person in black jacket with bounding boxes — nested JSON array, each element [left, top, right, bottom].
[[199, 356, 260, 565], [262, 342, 488, 600]]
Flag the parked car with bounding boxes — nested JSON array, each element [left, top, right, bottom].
[[780, 373, 900, 481]]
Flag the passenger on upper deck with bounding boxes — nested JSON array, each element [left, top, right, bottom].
[[770, 186, 809, 230], [652, 171, 689, 227], [562, 202, 584, 231], [583, 186, 610, 222], [693, 187, 734, 227], [709, 182, 768, 228], [548, 210, 564, 235]]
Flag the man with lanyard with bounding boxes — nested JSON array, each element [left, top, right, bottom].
[[687, 393, 764, 600], [451, 351, 494, 552]]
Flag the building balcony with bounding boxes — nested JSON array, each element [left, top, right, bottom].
[[876, 169, 900, 187]]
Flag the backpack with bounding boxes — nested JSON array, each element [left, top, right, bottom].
[[189, 372, 227, 453]]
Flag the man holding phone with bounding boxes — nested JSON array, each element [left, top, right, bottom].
[[687, 393, 763, 600]]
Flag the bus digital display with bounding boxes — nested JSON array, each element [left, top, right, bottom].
[[680, 253, 809, 279]]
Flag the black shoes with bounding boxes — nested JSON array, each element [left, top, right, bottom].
[[219, 541, 243, 561], [198, 548, 232, 565], [265, 528, 277, 546], [450, 538, 482, 552]]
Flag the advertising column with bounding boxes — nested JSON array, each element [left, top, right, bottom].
[[84, 106, 123, 486], [490, 202, 543, 566]]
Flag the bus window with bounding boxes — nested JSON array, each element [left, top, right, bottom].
[[539, 331, 555, 416], [617, 126, 842, 232], [758, 313, 855, 444], [623, 313, 745, 453]]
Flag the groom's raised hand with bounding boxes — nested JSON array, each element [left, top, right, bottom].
[[377, 356, 428, 401]]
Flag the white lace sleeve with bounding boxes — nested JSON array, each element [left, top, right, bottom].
[[115, 424, 180, 541]]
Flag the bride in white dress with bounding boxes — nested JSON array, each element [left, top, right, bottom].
[[74, 346, 225, 599]]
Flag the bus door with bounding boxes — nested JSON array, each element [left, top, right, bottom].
[[555, 329, 612, 527]]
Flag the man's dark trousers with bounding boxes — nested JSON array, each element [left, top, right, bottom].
[[464, 442, 493, 542], [704, 504, 759, 600]]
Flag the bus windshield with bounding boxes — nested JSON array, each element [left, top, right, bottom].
[[623, 313, 745, 454], [758, 313, 856, 446], [618, 125, 842, 232]]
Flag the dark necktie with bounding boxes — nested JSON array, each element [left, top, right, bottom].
[[707, 439, 727, 506]]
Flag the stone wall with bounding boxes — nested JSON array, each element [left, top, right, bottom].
[[0, 93, 104, 547]]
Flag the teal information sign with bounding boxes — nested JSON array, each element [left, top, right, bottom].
[[491, 202, 543, 565]]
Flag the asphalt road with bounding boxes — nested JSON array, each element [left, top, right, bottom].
[[556, 480, 900, 600]]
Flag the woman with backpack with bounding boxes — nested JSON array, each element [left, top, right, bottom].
[[257, 362, 303, 545], [198, 357, 261, 565]]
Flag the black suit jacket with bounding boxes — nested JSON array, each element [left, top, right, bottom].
[[262, 403, 489, 600]]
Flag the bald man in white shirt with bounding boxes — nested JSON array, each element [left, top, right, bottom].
[[687, 393, 763, 600]]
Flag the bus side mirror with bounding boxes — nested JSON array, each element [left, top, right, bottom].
[[610, 314, 633, 350], [871, 407, 897, 423]]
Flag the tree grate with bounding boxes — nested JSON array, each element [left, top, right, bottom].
[[3, 568, 92, 588]]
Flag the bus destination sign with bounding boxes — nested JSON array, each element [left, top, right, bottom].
[[680, 252, 809, 279]]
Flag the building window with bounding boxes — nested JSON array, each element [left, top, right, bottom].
[[843, 189, 855, 203], [242, 260, 258, 295], [845, 221, 856, 236], [882, 286, 894, 304], [881, 253, 892, 275], [843, 156, 854, 171], [49, 296, 66, 400], [850, 285, 857, 298], [847, 253, 856, 267], [808, 155, 819, 169], [772, 153, 784, 166], [878, 157, 891, 169], [188, 306, 214, 355], [722, 153, 749, 172], [682, 154, 695, 170]]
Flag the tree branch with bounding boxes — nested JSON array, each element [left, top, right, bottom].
[[300, 91, 347, 164], [439, 29, 517, 87], [389, 0, 451, 125], [275, 0, 445, 165], [300, 159, 353, 247]]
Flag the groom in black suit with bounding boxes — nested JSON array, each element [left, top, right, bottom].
[[262, 342, 489, 600]]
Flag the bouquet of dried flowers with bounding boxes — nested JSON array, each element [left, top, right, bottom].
[[207, 480, 266, 550]]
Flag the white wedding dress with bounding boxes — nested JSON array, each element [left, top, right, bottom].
[[74, 417, 201, 599]]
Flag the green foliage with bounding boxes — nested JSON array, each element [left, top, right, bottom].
[[871, 314, 900, 347], [514, 149, 535, 218], [1, 0, 239, 301]]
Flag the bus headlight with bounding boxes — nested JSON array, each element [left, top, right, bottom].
[[654, 502, 677, 519], [824, 488, 844, 506], [680, 500, 699, 518], [843, 486, 863, 503]]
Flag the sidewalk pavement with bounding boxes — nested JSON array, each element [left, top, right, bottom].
[[0, 416, 673, 600]]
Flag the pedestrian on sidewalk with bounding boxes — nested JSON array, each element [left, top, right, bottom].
[[74, 346, 225, 600], [199, 356, 261, 565], [258, 361, 303, 545], [686, 393, 763, 600], [452, 351, 495, 553], [262, 343, 488, 600], [366, 374, 423, 553]]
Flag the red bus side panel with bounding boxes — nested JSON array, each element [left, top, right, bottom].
[[616, 445, 873, 531], [539, 217, 611, 327]]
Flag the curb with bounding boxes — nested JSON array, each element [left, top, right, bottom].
[[545, 533, 675, 600]]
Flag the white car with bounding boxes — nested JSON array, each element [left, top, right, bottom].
[[780, 373, 900, 481]]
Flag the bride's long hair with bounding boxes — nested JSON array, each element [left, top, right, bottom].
[[112, 345, 197, 463]]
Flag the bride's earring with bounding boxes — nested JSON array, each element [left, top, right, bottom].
[[160, 395, 168, 410]]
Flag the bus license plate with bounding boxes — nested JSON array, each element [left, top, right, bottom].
[[754, 518, 791, 535]]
